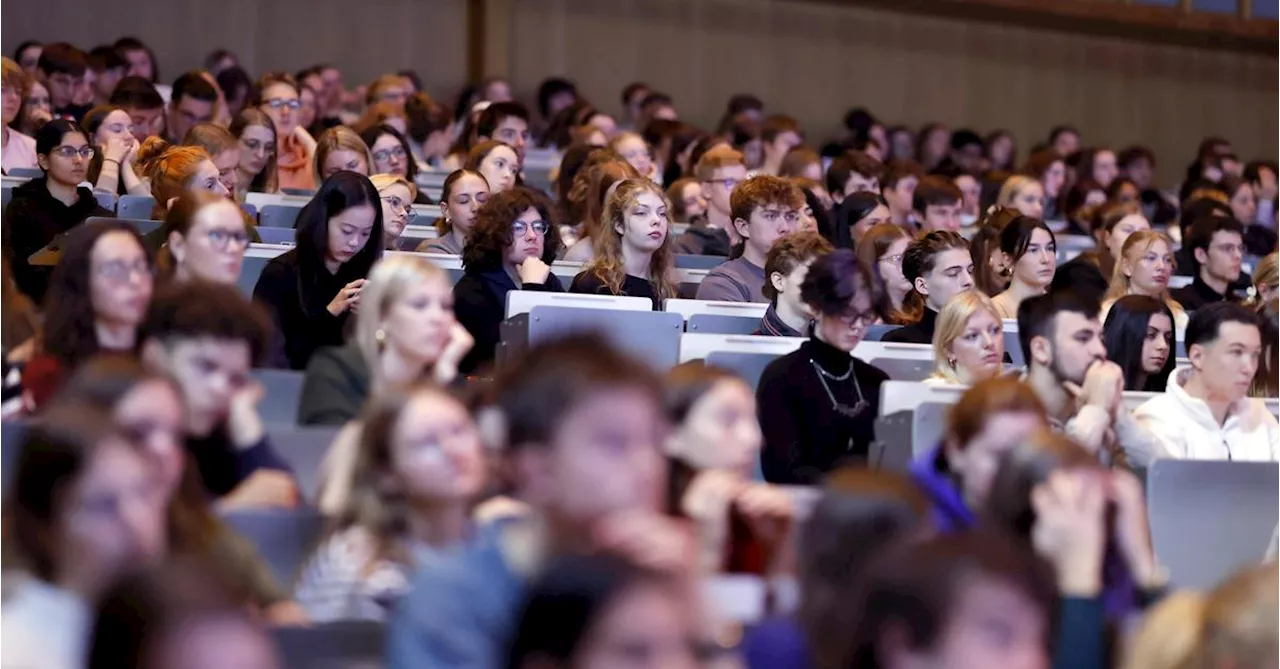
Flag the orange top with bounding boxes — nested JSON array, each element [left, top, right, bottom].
[[276, 134, 316, 191]]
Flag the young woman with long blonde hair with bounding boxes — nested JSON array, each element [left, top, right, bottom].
[[569, 177, 679, 309]]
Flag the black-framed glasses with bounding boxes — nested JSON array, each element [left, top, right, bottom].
[[263, 98, 301, 111], [204, 229, 251, 249], [51, 145, 95, 159], [512, 220, 549, 237], [836, 309, 877, 328], [381, 195, 417, 221], [373, 146, 407, 163]]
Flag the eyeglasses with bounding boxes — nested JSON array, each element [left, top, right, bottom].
[[204, 229, 251, 250], [263, 98, 301, 111], [51, 145, 95, 159], [381, 195, 418, 221], [835, 309, 877, 328], [96, 259, 153, 282], [512, 220, 550, 237], [879, 253, 904, 265], [705, 177, 743, 191], [372, 145, 406, 163]]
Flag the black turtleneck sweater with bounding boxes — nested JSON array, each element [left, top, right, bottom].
[[757, 336, 888, 484], [880, 307, 938, 345], [2, 176, 113, 302]]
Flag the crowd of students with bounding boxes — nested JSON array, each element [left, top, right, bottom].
[[2, 35, 1278, 669]]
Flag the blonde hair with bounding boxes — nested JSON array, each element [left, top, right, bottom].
[[1251, 252, 1278, 305], [1, 57, 28, 99], [369, 173, 418, 201], [930, 290, 1003, 384], [1111, 231, 1177, 301], [584, 178, 678, 301], [1121, 592, 1207, 669], [355, 255, 450, 386], [312, 126, 374, 185], [181, 122, 237, 159], [995, 175, 1041, 212]]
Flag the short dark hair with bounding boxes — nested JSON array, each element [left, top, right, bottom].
[[36, 42, 87, 77], [620, 81, 650, 106], [535, 77, 577, 119], [13, 41, 41, 63], [1186, 301, 1260, 353], [950, 129, 982, 151], [113, 37, 158, 81], [405, 92, 453, 143], [1048, 125, 1078, 143], [1017, 291, 1100, 366], [902, 230, 969, 284], [215, 67, 252, 102], [492, 334, 661, 449], [801, 248, 876, 317], [826, 150, 884, 195], [475, 101, 529, 141], [171, 71, 217, 104], [640, 91, 673, 111], [35, 118, 86, 156], [108, 76, 164, 111], [1184, 215, 1244, 270], [911, 175, 962, 213], [881, 159, 923, 191], [140, 281, 270, 363], [764, 232, 834, 301], [462, 186, 560, 272], [1245, 160, 1278, 187], [86, 46, 127, 74], [205, 48, 239, 72], [1118, 145, 1155, 170]]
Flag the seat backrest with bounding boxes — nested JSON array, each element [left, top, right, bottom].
[[117, 194, 157, 220], [2, 186, 12, 209], [8, 167, 42, 179], [522, 306, 684, 370], [867, 357, 935, 382], [1147, 459, 1279, 589], [266, 425, 341, 505], [1002, 319, 1025, 367], [259, 204, 303, 228], [674, 254, 728, 270], [273, 621, 386, 669], [663, 298, 767, 321], [912, 402, 951, 457], [254, 226, 296, 245], [506, 290, 652, 319], [2, 420, 29, 498], [94, 216, 161, 235], [687, 313, 761, 335], [221, 508, 326, 586], [862, 323, 900, 342], [252, 368, 307, 425], [706, 351, 780, 392], [238, 244, 291, 296], [93, 190, 117, 211], [870, 411, 914, 472], [879, 380, 965, 416], [680, 333, 804, 363]]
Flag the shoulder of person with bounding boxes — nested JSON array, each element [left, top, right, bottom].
[[857, 357, 892, 383]]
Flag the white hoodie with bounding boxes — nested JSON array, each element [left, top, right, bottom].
[[1133, 368, 1279, 461]]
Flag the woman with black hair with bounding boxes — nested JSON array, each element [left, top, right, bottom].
[[757, 249, 889, 484], [359, 123, 432, 204], [1102, 295, 1175, 392], [506, 554, 703, 669], [21, 219, 152, 410], [252, 171, 383, 370], [453, 186, 564, 374], [3, 118, 114, 302], [991, 215, 1057, 320], [830, 191, 890, 248]]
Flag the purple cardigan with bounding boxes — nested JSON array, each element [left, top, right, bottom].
[[909, 444, 976, 533]]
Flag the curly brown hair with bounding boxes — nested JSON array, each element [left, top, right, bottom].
[[584, 178, 679, 301], [462, 186, 561, 272]]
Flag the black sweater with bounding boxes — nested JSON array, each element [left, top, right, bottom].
[[453, 267, 564, 375], [569, 271, 660, 310], [757, 337, 888, 484], [881, 307, 938, 345], [2, 177, 113, 302], [252, 249, 359, 370]]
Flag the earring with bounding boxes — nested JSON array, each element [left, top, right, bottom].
[[375, 328, 387, 344], [948, 357, 957, 368]]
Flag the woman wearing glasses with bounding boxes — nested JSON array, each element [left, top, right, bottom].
[[4, 119, 115, 303], [229, 108, 279, 197], [250, 72, 316, 191], [361, 124, 432, 204], [253, 171, 384, 370], [453, 186, 563, 374], [159, 191, 251, 284], [20, 220, 154, 411], [370, 174, 418, 250], [757, 249, 889, 484]]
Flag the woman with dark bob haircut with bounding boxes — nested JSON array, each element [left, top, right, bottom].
[[757, 249, 889, 484], [253, 170, 384, 369], [22, 219, 153, 411], [1102, 294, 1175, 392], [453, 185, 563, 375]]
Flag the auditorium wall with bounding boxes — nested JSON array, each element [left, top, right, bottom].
[[4, 0, 1275, 183]]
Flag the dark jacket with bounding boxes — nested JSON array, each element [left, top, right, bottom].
[[569, 271, 660, 310], [1170, 274, 1240, 313], [252, 249, 359, 370], [297, 342, 370, 426], [2, 177, 113, 302], [881, 307, 938, 345], [757, 337, 888, 484], [186, 428, 292, 499], [453, 267, 564, 375], [754, 304, 806, 338], [671, 225, 731, 257]]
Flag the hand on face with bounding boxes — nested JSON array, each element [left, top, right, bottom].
[[592, 510, 697, 577], [1063, 360, 1124, 417], [517, 256, 551, 285], [1030, 470, 1107, 596], [433, 323, 475, 385]]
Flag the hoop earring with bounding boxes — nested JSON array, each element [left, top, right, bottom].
[[375, 328, 387, 345]]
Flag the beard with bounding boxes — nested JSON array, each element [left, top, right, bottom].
[[1049, 354, 1089, 387]]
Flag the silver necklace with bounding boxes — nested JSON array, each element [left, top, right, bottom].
[[809, 358, 869, 419]]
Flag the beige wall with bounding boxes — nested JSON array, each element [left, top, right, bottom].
[[497, 0, 1278, 185], [1, 0, 470, 101]]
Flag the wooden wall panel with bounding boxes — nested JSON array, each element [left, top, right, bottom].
[[501, 0, 1278, 184]]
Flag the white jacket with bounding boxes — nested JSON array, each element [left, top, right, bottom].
[[1133, 369, 1279, 461]]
